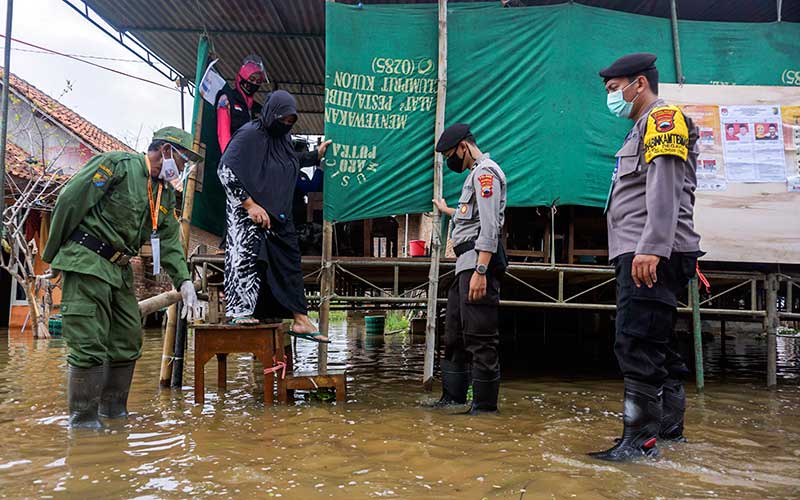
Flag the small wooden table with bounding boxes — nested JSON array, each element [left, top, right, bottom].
[[193, 323, 286, 405], [279, 369, 347, 404]]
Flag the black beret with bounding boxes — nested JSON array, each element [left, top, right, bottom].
[[436, 123, 471, 153], [599, 53, 657, 79]]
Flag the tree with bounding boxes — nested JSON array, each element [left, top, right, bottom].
[[1, 81, 75, 338]]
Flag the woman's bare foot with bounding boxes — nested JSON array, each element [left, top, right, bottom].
[[291, 314, 328, 341], [229, 315, 259, 325]]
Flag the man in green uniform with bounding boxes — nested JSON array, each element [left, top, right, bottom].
[[42, 127, 204, 429]]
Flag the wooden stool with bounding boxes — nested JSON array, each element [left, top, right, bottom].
[[193, 323, 286, 405], [279, 369, 347, 404]]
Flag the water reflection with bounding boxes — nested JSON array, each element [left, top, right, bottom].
[[0, 322, 798, 499]]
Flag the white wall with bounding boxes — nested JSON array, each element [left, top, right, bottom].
[[4, 86, 95, 176], [661, 84, 800, 264]]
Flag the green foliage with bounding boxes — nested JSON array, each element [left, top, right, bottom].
[[385, 311, 409, 332], [309, 310, 347, 322]]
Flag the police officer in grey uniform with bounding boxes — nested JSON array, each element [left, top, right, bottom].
[[589, 53, 703, 461], [430, 123, 507, 414]]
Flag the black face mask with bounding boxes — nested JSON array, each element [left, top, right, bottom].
[[446, 143, 468, 173], [240, 80, 260, 96], [267, 120, 293, 137], [446, 153, 464, 173]]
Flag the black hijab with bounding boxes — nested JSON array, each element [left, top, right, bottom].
[[220, 90, 299, 223]]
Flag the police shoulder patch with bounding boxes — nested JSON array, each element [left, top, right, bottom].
[[478, 173, 494, 198], [643, 105, 689, 163]]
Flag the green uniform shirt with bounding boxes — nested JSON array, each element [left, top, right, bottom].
[[42, 151, 190, 290]]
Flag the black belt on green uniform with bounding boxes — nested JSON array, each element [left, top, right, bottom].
[[453, 241, 476, 257], [69, 230, 132, 266]]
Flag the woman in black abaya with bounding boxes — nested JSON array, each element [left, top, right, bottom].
[[218, 90, 331, 342]]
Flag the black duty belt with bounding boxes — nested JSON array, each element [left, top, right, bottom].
[[453, 241, 476, 257], [69, 230, 132, 266]]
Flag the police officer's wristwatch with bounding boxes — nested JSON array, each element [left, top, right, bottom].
[[475, 264, 488, 275]]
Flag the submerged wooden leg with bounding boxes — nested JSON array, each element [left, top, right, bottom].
[[257, 350, 275, 406], [276, 344, 289, 405], [217, 353, 227, 392], [194, 352, 212, 405], [335, 376, 346, 403]]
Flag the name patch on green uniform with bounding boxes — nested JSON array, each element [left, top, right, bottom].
[[92, 171, 108, 187], [92, 164, 113, 187]]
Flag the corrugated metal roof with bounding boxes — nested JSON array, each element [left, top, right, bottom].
[[84, 0, 326, 133], [81, 0, 799, 135]]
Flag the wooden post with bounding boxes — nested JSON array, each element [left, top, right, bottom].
[[159, 34, 209, 388], [690, 276, 704, 393], [766, 273, 778, 387], [423, 0, 448, 390], [318, 220, 334, 373], [160, 305, 178, 387]]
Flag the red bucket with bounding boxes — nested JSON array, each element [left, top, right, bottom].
[[409, 240, 426, 257]]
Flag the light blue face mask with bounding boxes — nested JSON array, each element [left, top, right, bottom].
[[606, 79, 640, 118]]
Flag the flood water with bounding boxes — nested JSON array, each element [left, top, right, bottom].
[[1, 321, 799, 499]]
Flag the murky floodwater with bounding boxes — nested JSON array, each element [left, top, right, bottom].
[[1, 321, 799, 499]]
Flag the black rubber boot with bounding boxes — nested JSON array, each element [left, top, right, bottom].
[[588, 379, 661, 462], [99, 361, 136, 418], [463, 371, 499, 415], [67, 364, 104, 429], [425, 360, 469, 408], [659, 378, 687, 442]]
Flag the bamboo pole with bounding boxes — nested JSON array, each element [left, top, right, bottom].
[[139, 281, 200, 318], [423, 0, 447, 391], [141, 289, 182, 318], [159, 306, 177, 386], [318, 220, 333, 373], [159, 34, 209, 388]]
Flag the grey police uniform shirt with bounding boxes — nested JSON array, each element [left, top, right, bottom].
[[606, 98, 702, 261], [450, 153, 507, 274]]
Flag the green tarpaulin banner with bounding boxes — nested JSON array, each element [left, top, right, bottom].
[[189, 2, 799, 231], [323, 4, 439, 222], [193, 100, 226, 237], [321, 2, 800, 224]]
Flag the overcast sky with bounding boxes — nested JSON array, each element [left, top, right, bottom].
[[1, 0, 193, 151]]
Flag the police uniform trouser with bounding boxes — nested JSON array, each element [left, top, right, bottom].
[[444, 269, 502, 381], [613, 252, 698, 386], [61, 271, 142, 368]]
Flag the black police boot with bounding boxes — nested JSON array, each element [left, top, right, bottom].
[[425, 360, 469, 408], [588, 379, 661, 462], [660, 378, 687, 442], [463, 370, 499, 415], [67, 364, 104, 429], [99, 361, 136, 418]]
